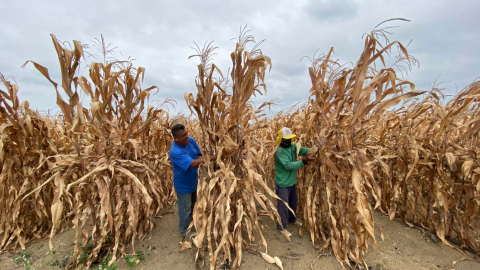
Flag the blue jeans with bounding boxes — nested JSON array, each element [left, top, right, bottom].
[[176, 191, 197, 235], [276, 185, 298, 230]]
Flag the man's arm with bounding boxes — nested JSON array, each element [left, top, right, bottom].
[[278, 150, 304, 171], [198, 149, 217, 161], [190, 159, 205, 168], [190, 153, 217, 168]]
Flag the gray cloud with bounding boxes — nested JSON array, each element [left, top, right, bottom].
[[1, 0, 479, 115], [307, 0, 358, 22]]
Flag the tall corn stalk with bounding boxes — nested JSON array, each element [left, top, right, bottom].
[[0, 73, 64, 252], [294, 21, 425, 267], [185, 28, 286, 269], [16, 34, 175, 268]]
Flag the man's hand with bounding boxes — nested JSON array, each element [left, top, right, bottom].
[[302, 156, 315, 165], [190, 159, 205, 168], [304, 156, 315, 162], [209, 154, 217, 162]]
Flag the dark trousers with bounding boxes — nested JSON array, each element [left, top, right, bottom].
[[276, 185, 298, 230], [176, 191, 197, 235]]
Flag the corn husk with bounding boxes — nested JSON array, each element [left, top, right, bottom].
[[274, 256, 283, 270], [261, 252, 275, 264]]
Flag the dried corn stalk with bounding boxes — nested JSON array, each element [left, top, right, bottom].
[[185, 28, 286, 270], [0, 34, 175, 269], [376, 81, 480, 253], [0, 73, 64, 252], [262, 20, 479, 266], [292, 21, 425, 268]]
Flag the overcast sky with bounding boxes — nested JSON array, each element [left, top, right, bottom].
[[1, 0, 479, 116]]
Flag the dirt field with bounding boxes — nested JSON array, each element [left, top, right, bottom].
[[1, 207, 479, 270]]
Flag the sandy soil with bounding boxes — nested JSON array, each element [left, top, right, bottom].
[[1, 207, 479, 270]]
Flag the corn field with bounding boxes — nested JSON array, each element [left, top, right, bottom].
[[1, 23, 479, 270], [1, 34, 175, 269], [272, 27, 480, 267]]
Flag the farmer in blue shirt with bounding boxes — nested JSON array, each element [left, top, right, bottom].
[[169, 124, 216, 237]]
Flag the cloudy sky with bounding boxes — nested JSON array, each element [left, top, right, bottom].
[[1, 0, 479, 115]]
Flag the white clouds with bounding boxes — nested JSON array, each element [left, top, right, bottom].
[[0, 0, 478, 114]]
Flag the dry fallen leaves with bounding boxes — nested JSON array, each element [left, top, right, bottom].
[[261, 252, 275, 264], [274, 256, 284, 270], [180, 241, 192, 252]]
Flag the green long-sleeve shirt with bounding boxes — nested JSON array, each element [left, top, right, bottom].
[[274, 143, 310, 187]]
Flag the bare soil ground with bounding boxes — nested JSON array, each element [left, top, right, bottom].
[[1, 207, 479, 270]]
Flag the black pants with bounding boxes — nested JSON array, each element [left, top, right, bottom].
[[276, 185, 298, 230]]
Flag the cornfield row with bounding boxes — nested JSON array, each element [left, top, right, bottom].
[[272, 31, 480, 268], [185, 23, 479, 269], [1, 35, 175, 269], [0, 24, 479, 269]]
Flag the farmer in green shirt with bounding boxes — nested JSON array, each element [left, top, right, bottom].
[[274, 127, 314, 237]]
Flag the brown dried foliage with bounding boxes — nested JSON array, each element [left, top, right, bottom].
[[185, 28, 288, 269], [1, 23, 479, 270], [291, 27, 426, 268], [266, 24, 479, 268], [1, 34, 174, 269]]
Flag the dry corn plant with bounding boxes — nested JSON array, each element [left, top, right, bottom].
[[185, 27, 288, 270], [1, 33, 88, 252], [375, 80, 480, 253], [11, 34, 175, 268], [0, 73, 67, 252], [289, 20, 426, 268]]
